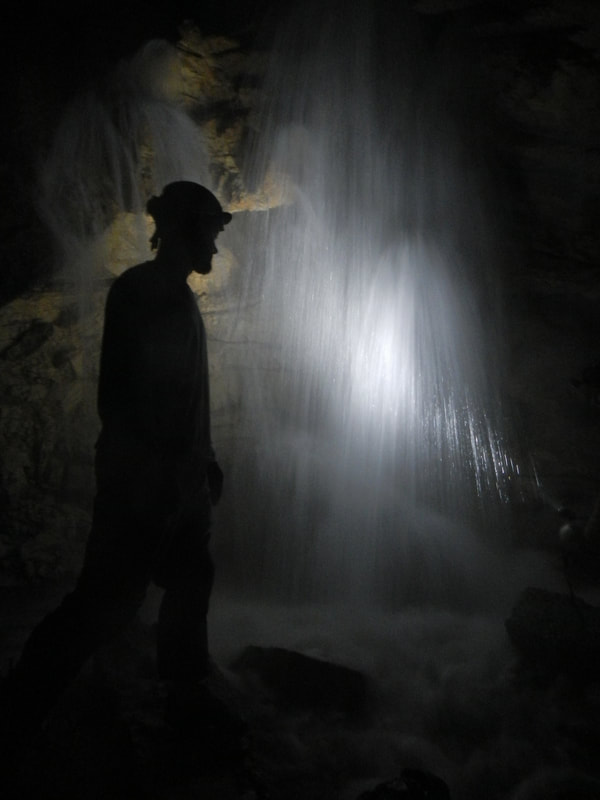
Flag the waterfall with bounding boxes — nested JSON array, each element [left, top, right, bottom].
[[222, 0, 524, 608], [38, 39, 210, 287]]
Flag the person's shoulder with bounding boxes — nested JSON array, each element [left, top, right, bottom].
[[114, 261, 155, 287], [108, 261, 155, 302]]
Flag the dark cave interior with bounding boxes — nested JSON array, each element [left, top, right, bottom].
[[1, 2, 600, 799]]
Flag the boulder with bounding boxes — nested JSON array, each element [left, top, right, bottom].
[[505, 586, 600, 679], [357, 768, 451, 800], [231, 645, 367, 715]]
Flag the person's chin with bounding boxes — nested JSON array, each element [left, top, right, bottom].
[[194, 262, 212, 275]]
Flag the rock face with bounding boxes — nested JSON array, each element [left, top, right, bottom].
[[231, 645, 368, 715], [469, 1, 600, 269], [0, 288, 105, 579], [357, 769, 451, 800], [506, 587, 600, 679], [1, 3, 600, 580]]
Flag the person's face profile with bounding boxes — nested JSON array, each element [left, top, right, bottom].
[[184, 220, 220, 275]]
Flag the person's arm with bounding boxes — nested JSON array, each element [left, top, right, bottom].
[[206, 459, 223, 505], [97, 277, 143, 438]]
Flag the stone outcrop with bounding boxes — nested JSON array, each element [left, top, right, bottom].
[[0, 288, 105, 578], [231, 645, 368, 715], [506, 586, 600, 679], [357, 769, 451, 800]]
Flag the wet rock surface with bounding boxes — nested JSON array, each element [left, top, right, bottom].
[[0, 593, 371, 800], [357, 769, 451, 800], [3, 584, 600, 799], [231, 645, 368, 715], [506, 586, 600, 680]]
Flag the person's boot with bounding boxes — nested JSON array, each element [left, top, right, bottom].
[[0, 668, 49, 796]]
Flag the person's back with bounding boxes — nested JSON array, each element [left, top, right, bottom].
[[98, 259, 213, 461]]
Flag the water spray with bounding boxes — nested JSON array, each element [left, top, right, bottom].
[[225, 0, 533, 608]]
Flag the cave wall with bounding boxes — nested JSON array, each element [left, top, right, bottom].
[[467, 0, 600, 526], [1, 0, 599, 581], [0, 25, 266, 580]]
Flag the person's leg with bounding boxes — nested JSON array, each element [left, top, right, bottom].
[[1, 496, 152, 746], [154, 501, 245, 736], [156, 527, 214, 681], [3, 573, 148, 740], [157, 541, 244, 736]]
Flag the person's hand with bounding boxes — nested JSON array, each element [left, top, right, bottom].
[[207, 460, 224, 505]]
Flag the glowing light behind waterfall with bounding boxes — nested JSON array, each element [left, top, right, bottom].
[[227, 1, 521, 606]]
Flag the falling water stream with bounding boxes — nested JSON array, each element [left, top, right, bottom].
[[212, 12, 600, 795], [38, 39, 210, 289], [223, 1, 528, 609]]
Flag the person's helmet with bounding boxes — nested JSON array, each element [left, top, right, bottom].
[[146, 181, 232, 249]]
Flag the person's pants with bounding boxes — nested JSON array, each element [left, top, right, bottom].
[[4, 433, 214, 738]]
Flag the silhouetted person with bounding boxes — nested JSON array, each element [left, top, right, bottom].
[[1, 181, 237, 752]]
